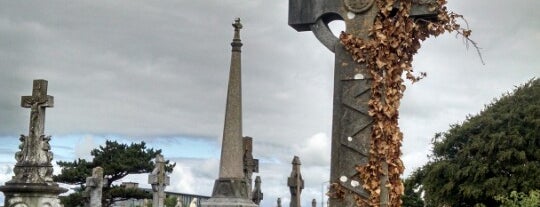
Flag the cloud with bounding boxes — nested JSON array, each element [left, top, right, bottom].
[[74, 135, 98, 160]]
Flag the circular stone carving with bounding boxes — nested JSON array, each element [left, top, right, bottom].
[[344, 0, 374, 13]]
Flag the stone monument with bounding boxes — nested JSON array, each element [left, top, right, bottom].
[[277, 198, 282, 207], [311, 199, 316, 207], [84, 166, 106, 207], [288, 0, 438, 206], [0, 79, 67, 207], [148, 154, 170, 207], [251, 176, 263, 205], [201, 18, 258, 207], [287, 156, 304, 207], [243, 136, 259, 198]]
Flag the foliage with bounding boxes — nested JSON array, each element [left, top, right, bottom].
[[495, 190, 540, 207], [401, 170, 425, 207], [54, 140, 175, 207], [164, 196, 178, 207], [407, 79, 540, 206], [338, 0, 474, 206]]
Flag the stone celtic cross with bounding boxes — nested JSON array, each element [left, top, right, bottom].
[[287, 156, 304, 207], [149, 154, 170, 207], [243, 136, 259, 198], [289, 0, 438, 206]]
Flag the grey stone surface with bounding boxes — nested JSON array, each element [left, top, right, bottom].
[[243, 136, 259, 198], [148, 154, 170, 207], [288, 0, 439, 206], [201, 18, 257, 207], [251, 176, 263, 205], [84, 167, 106, 207], [0, 79, 67, 207], [287, 156, 304, 207]]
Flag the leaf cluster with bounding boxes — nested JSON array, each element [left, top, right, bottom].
[[409, 79, 540, 206], [340, 0, 471, 206]]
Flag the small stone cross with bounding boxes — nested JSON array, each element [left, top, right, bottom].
[[84, 167, 106, 207], [312, 199, 317, 207], [287, 156, 304, 207], [148, 154, 170, 207], [243, 137, 259, 197]]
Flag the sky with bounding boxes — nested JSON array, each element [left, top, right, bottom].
[[0, 0, 539, 206]]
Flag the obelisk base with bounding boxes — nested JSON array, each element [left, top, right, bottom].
[[0, 183, 67, 207], [201, 178, 258, 207]]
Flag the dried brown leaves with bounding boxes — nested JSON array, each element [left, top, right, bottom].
[[340, 0, 470, 206]]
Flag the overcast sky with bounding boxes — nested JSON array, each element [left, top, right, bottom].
[[0, 0, 539, 206]]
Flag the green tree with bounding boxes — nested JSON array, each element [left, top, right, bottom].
[[54, 140, 175, 207], [495, 190, 540, 207], [406, 79, 540, 206]]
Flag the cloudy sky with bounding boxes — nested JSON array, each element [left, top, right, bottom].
[[0, 0, 538, 206]]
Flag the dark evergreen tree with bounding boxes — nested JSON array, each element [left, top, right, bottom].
[[54, 140, 175, 207], [406, 79, 540, 206]]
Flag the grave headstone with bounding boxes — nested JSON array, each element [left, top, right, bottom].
[[84, 166, 106, 207], [251, 176, 263, 204], [243, 136, 259, 198], [148, 154, 170, 207], [0, 79, 67, 207], [287, 156, 304, 207]]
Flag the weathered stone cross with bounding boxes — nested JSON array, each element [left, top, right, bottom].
[[289, 0, 438, 206], [148, 154, 170, 207], [243, 136, 259, 198], [287, 156, 304, 207], [84, 166, 106, 207], [21, 79, 54, 138]]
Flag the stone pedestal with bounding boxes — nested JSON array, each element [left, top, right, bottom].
[[203, 178, 257, 207], [0, 181, 66, 206]]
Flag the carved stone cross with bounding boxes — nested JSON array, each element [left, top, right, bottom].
[[287, 156, 304, 207], [243, 136, 259, 197], [289, 0, 438, 206], [21, 79, 54, 138], [148, 154, 170, 207], [84, 166, 106, 207]]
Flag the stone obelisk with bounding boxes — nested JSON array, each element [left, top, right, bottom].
[[0, 79, 67, 207], [201, 18, 258, 207]]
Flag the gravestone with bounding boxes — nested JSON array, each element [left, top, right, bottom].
[[287, 156, 304, 207], [251, 176, 263, 204], [175, 197, 183, 207], [288, 0, 439, 206], [201, 18, 258, 207], [84, 166, 106, 207], [0, 79, 67, 207], [148, 154, 170, 207], [243, 136, 259, 198]]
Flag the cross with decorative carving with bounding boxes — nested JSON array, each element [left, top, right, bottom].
[[289, 0, 439, 206], [21, 79, 54, 138]]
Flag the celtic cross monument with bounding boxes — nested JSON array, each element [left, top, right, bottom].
[[0, 79, 67, 207], [288, 0, 438, 206]]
